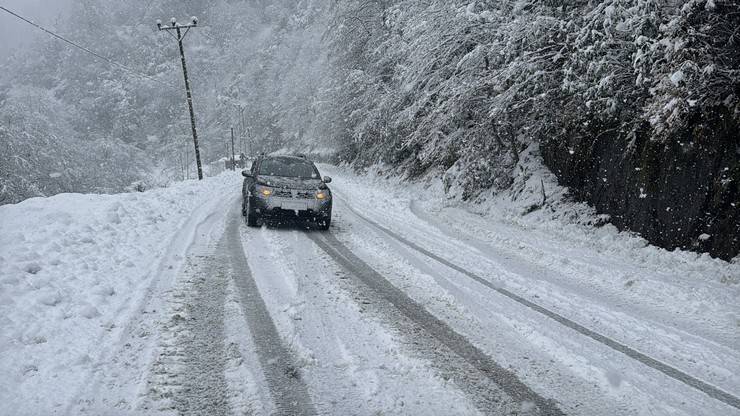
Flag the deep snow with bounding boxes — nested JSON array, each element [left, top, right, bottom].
[[0, 172, 241, 413]]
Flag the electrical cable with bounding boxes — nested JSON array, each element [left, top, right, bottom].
[[0, 5, 177, 90]]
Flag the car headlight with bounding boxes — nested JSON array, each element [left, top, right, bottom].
[[256, 185, 273, 197], [316, 190, 330, 200]]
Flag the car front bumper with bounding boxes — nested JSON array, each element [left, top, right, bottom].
[[251, 195, 332, 219]]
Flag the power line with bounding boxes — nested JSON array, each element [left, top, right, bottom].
[[0, 5, 177, 90]]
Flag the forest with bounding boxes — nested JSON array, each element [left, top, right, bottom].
[[1, 0, 738, 259]]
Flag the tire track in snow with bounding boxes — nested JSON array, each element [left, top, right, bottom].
[[308, 231, 565, 416], [145, 206, 234, 415], [245, 226, 491, 415], [407, 199, 738, 353], [336, 197, 740, 411], [225, 211, 317, 416], [67, 197, 230, 414], [155, 252, 232, 416]]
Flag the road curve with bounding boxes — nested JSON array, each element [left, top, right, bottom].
[[334, 195, 740, 412]]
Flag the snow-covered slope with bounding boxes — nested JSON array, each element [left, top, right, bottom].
[[0, 172, 241, 413]]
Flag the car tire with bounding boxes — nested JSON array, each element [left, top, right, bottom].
[[317, 215, 331, 231], [246, 198, 259, 227], [247, 214, 259, 227]]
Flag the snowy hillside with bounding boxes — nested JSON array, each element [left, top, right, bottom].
[[2, 0, 737, 259]]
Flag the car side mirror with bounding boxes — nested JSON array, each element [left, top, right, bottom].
[[323, 176, 332, 184], [242, 170, 252, 178]]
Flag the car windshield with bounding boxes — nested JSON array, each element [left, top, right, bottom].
[[258, 158, 318, 179]]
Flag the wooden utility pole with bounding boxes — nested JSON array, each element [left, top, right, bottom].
[[157, 17, 203, 180]]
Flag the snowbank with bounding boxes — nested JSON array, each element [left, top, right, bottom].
[[323, 144, 740, 273], [0, 172, 241, 413]]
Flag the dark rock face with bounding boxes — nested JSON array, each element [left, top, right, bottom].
[[541, 108, 739, 261]]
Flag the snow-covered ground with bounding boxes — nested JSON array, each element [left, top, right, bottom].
[[0, 153, 738, 415], [320, 153, 740, 415], [0, 173, 241, 413]]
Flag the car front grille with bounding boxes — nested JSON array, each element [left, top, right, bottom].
[[273, 189, 314, 199]]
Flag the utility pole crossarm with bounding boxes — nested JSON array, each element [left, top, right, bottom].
[[156, 17, 198, 32], [157, 16, 203, 180]]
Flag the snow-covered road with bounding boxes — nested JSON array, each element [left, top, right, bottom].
[[1, 166, 738, 415]]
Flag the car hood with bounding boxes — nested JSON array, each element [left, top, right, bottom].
[[259, 175, 323, 190]]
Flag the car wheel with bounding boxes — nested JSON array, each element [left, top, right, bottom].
[[246, 198, 259, 227], [247, 214, 259, 227], [317, 215, 331, 231]]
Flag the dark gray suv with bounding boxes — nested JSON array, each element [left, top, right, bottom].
[[241, 155, 332, 230]]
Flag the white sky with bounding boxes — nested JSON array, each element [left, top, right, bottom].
[[0, 0, 73, 62]]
